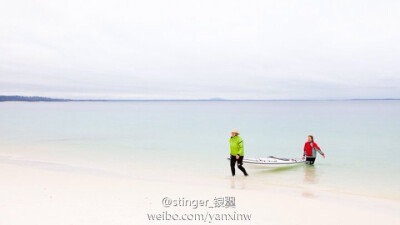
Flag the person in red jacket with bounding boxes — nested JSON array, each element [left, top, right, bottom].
[[302, 135, 325, 165]]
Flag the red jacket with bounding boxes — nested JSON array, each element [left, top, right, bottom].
[[303, 141, 324, 157]]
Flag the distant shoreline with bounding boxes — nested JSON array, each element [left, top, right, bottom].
[[0, 95, 399, 102]]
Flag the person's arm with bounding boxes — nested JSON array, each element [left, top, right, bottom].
[[314, 143, 325, 158], [302, 143, 307, 159], [237, 139, 244, 158]]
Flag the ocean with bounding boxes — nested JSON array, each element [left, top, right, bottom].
[[1, 100, 399, 200]]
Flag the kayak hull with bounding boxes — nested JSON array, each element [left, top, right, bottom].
[[227, 156, 305, 169]]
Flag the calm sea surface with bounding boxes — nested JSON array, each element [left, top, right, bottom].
[[1, 101, 399, 199]]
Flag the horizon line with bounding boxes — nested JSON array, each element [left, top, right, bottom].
[[0, 95, 399, 102]]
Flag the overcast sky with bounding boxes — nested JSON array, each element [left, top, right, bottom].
[[0, 0, 399, 99]]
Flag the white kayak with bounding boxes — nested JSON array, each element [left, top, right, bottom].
[[228, 156, 305, 169]]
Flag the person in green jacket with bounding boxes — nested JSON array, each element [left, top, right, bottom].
[[229, 128, 248, 176]]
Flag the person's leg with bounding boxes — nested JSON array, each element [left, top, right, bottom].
[[306, 157, 316, 165], [237, 156, 248, 176], [230, 155, 236, 176], [310, 157, 316, 165]]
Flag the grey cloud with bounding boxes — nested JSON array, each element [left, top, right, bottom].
[[0, 0, 399, 99]]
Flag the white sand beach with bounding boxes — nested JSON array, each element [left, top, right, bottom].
[[1, 156, 399, 225]]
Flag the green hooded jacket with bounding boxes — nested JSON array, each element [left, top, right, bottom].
[[230, 135, 244, 156]]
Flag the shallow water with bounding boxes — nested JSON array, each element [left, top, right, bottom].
[[0, 100, 399, 199]]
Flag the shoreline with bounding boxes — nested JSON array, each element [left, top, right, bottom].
[[1, 157, 399, 225], [1, 153, 399, 202]]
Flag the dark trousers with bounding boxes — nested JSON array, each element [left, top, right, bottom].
[[306, 157, 316, 165], [230, 155, 248, 176]]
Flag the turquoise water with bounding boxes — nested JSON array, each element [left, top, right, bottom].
[[0, 101, 399, 199]]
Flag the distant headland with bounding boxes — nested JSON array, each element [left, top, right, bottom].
[[0, 95, 227, 102], [0, 95, 72, 102]]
